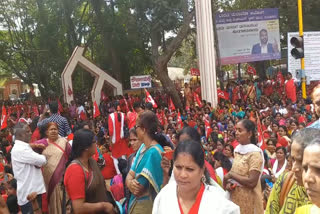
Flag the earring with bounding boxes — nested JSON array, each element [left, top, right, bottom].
[[201, 175, 206, 184]]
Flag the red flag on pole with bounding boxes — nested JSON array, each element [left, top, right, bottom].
[[157, 111, 164, 126], [68, 85, 73, 96], [193, 92, 202, 107], [177, 112, 183, 129], [1, 106, 8, 130], [247, 66, 257, 75], [57, 99, 63, 113], [145, 89, 157, 108], [217, 89, 229, 100], [124, 98, 130, 112], [101, 90, 107, 102], [204, 118, 212, 139], [169, 98, 176, 111], [93, 101, 101, 118], [256, 112, 265, 150]]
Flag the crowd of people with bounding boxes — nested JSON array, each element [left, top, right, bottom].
[[0, 71, 319, 213]]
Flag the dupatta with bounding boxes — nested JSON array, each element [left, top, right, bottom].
[[128, 144, 163, 213]]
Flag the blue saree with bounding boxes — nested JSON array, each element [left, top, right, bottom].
[[128, 143, 164, 214]]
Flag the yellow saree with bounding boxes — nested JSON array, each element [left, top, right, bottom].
[[295, 204, 320, 214]]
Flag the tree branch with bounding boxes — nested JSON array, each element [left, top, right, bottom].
[[160, 9, 194, 64]]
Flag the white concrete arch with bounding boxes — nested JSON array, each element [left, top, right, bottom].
[[61, 46, 122, 105]]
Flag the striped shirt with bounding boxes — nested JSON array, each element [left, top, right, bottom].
[[37, 114, 71, 137]]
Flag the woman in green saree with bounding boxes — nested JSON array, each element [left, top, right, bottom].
[[126, 111, 169, 214]]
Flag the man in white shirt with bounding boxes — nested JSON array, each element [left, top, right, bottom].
[[11, 122, 47, 214], [76, 102, 85, 116], [251, 29, 279, 54]]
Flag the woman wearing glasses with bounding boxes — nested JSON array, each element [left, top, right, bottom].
[[125, 111, 169, 214]]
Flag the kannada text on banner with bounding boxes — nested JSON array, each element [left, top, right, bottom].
[[216, 8, 281, 65]]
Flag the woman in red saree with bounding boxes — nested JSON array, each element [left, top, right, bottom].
[[35, 122, 71, 213]]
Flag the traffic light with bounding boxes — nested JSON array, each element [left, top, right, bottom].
[[290, 36, 304, 59]]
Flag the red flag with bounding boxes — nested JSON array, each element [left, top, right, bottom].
[[193, 92, 202, 107], [256, 112, 265, 150], [1, 106, 8, 130], [101, 90, 107, 101], [177, 112, 183, 129], [124, 98, 130, 112], [68, 85, 73, 96], [145, 89, 157, 108], [217, 89, 229, 100], [157, 111, 164, 126], [204, 118, 211, 139], [93, 101, 101, 118], [57, 99, 63, 113], [247, 66, 256, 75], [169, 98, 176, 111], [32, 105, 39, 117]]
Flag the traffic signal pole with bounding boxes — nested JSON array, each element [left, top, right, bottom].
[[298, 0, 306, 99]]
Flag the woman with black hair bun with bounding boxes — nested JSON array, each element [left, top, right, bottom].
[[223, 119, 264, 214], [125, 111, 165, 214], [64, 129, 118, 214]]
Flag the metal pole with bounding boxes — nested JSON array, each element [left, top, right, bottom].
[[298, 0, 306, 99], [238, 63, 241, 81]]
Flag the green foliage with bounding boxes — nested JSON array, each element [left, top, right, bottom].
[[0, 0, 191, 103], [168, 33, 197, 75]]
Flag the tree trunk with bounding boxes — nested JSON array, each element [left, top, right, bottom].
[[154, 64, 183, 109], [110, 47, 122, 82], [90, 0, 122, 82], [253, 61, 267, 80], [149, 10, 194, 109]]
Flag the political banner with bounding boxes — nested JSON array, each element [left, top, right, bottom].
[[288, 32, 320, 81], [216, 8, 281, 65], [130, 75, 152, 89]]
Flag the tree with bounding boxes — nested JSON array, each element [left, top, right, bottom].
[[168, 33, 197, 76], [91, 0, 195, 108], [0, 0, 94, 98], [130, 0, 195, 109]]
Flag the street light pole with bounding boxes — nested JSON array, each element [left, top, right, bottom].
[[298, 0, 306, 99]]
